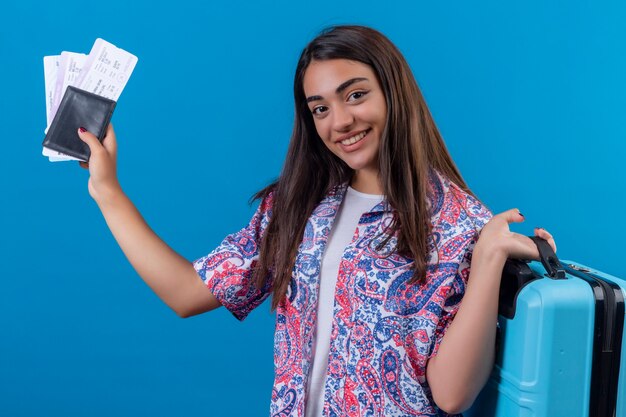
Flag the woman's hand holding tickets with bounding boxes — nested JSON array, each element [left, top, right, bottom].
[[475, 208, 557, 265], [78, 124, 121, 204]]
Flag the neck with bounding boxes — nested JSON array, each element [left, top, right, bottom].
[[350, 169, 383, 195]]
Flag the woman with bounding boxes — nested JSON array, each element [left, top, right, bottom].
[[78, 25, 555, 417]]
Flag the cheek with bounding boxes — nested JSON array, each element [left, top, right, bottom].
[[313, 119, 331, 142], [368, 97, 387, 127], [355, 105, 383, 126]]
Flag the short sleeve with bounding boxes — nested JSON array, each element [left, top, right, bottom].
[[429, 238, 476, 358], [192, 194, 274, 321], [428, 177, 493, 357], [462, 192, 492, 232]]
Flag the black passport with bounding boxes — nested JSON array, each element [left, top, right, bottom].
[[42, 86, 116, 161]]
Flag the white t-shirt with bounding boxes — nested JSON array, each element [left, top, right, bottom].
[[305, 186, 385, 417]]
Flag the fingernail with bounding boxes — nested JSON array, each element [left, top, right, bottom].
[[79, 127, 86, 133], [518, 211, 524, 217], [535, 227, 543, 230]]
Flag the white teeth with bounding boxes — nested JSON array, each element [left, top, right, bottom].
[[340, 131, 367, 146]]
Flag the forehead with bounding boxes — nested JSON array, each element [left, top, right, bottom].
[[303, 59, 378, 96]]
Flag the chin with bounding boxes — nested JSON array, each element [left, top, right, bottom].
[[344, 158, 376, 172]]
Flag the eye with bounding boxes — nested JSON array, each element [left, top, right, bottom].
[[348, 90, 369, 102], [311, 105, 328, 116]]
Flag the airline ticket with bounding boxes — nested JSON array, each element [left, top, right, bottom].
[[42, 39, 138, 161]]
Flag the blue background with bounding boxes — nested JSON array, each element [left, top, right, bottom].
[[1, 1, 625, 415]]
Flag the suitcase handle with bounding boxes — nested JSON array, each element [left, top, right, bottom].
[[497, 237, 565, 318], [529, 236, 565, 279]]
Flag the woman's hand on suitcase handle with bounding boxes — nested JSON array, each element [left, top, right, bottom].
[[428, 209, 557, 412], [533, 227, 557, 254], [476, 208, 557, 265], [77, 123, 122, 205]]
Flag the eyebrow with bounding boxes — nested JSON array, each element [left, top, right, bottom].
[[306, 77, 369, 103]]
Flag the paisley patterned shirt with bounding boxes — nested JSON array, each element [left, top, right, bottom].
[[193, 171, 492, 417]]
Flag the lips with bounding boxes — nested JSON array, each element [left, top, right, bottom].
[[341, 131, 367, 145], [335, 128, 371, 146]]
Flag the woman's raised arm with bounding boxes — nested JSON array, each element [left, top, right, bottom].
[[78, 124, 221, 317]]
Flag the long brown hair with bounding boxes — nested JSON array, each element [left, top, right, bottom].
[[253, 25, 471, 310]]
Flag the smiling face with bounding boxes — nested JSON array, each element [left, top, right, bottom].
[[303, 59, 387, 193]]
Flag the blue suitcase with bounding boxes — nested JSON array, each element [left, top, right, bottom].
[[465, 238, 625, 417]]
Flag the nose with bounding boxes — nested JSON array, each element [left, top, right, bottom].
[[332, 105, 354, 132]]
